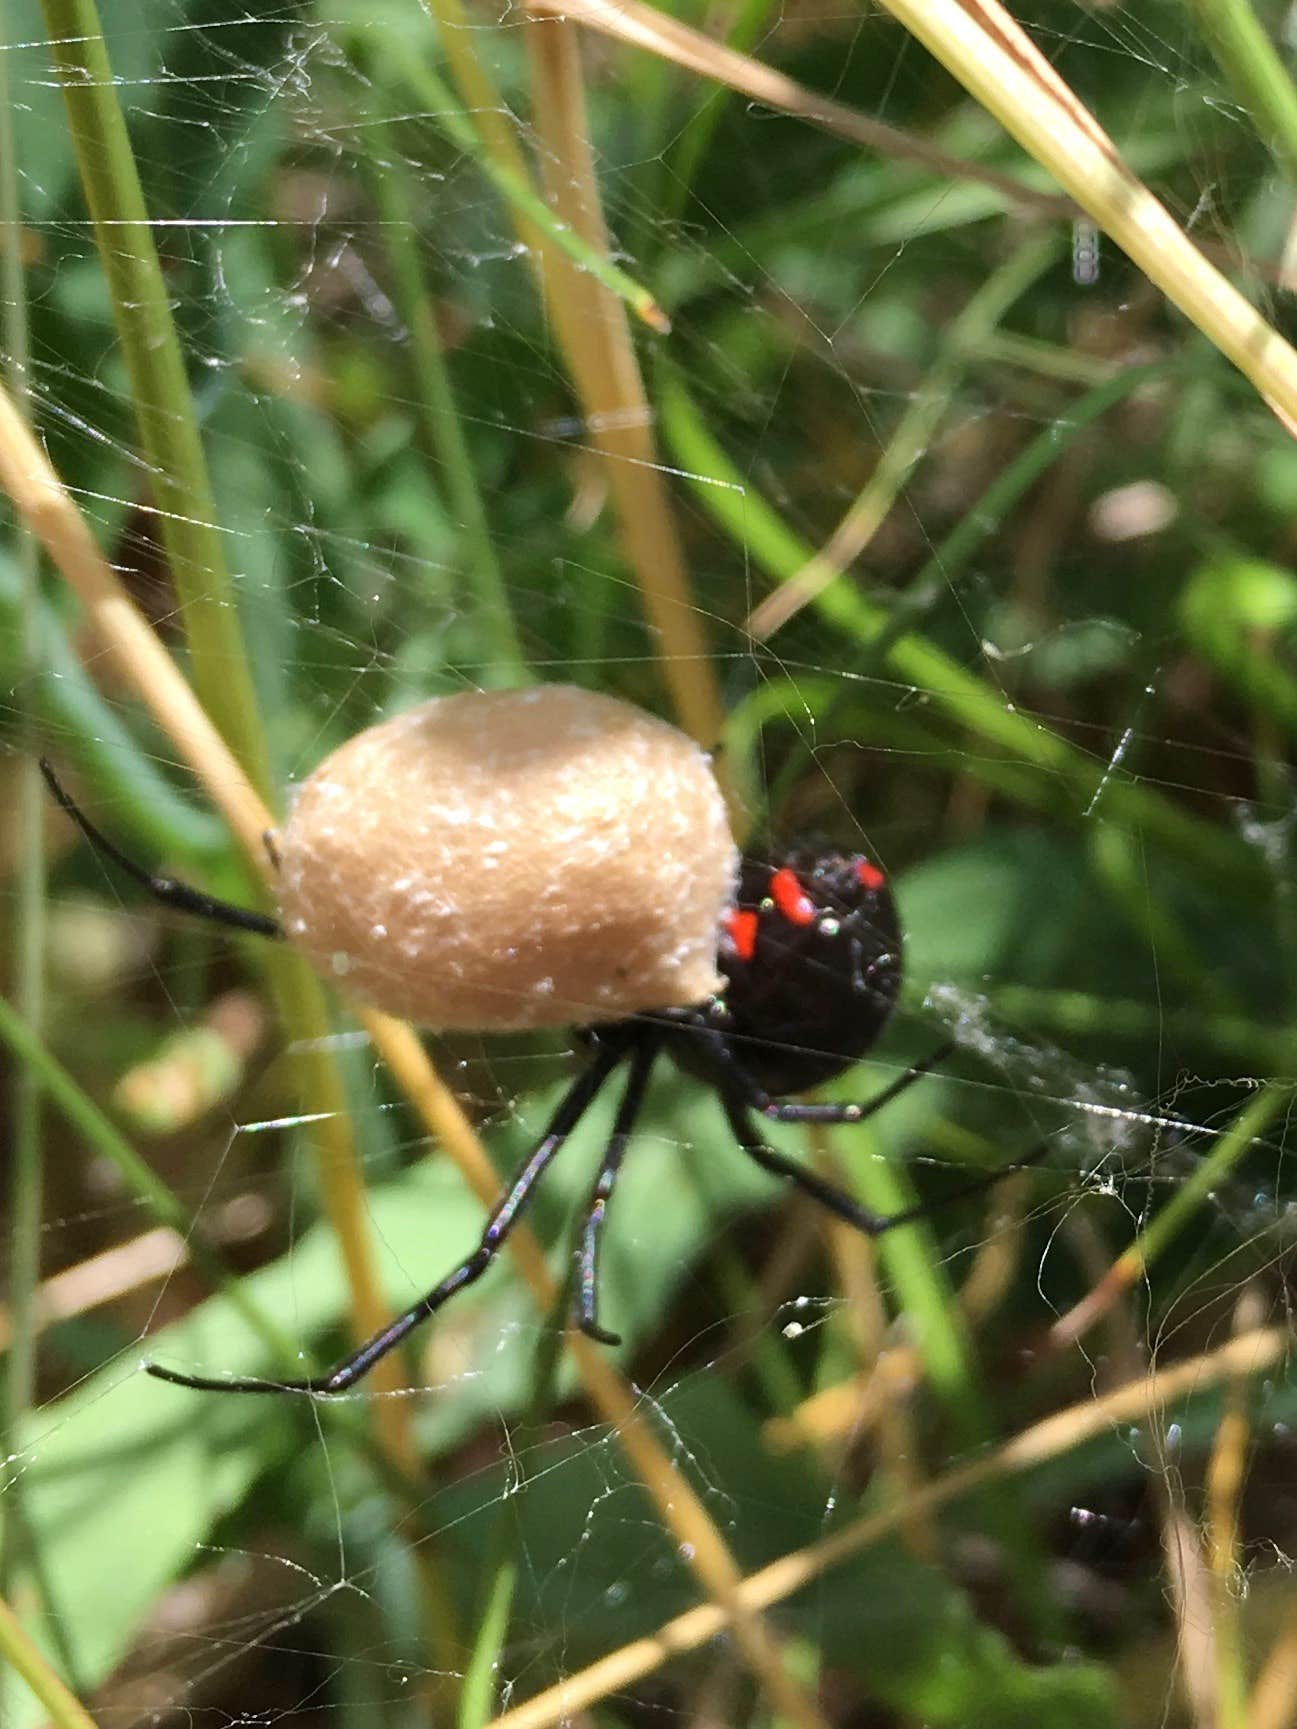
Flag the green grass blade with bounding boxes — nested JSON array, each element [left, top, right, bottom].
[[37, 0, 271, 789]]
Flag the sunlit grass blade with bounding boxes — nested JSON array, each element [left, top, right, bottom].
[[748, 233, 1060, 637], [0, 1593, 98, 1729], [873, 0, 1297, 424], [488, 1326, 1290, 1728], [0, 10, 47, 1682]]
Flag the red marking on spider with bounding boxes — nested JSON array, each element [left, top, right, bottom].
[[724, 908, 759, 962], [769, 867, 816, 927], [855, 859, 886, 892]]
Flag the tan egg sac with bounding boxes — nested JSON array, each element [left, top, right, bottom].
[[276, 685, 739, 1030]]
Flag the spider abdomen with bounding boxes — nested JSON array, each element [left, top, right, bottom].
[[714, 849, 902, 1096]]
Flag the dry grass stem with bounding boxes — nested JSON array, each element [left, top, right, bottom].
[[524, 0, 1069, 215], [526, 18, 727, 756], [1162, 1503, 1218, 1727], [424, 0, 727, 751], [528, 0, 1297, 428], [875, 0, 1297, 426], [0, 386, 270, 862], [1252, 1605, 1297, 1729], [0, 1228, 187, 1351], [1204, 1286, 1267, 1728]]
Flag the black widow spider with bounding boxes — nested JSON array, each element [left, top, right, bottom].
[[43, 760, 1029, 1397]]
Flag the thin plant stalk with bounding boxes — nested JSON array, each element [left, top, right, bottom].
[[663, 0, 781, 221], [459, 1549, 520, 1729], [1250, 1602, 1297, 1729], [856, 363, 1170, 668], [527, 0, 1297, 421], [457, 1271, 574, 1729], [749, 233, 1062, 636], [1047, 1082, 1296, 1348], [417, 0, 719, 722], [819, 1201, 937, 1558], [872, 0, 1297, 426], [0, 570, 228, 858], [0, 1228, 192, 1349], [524, 0, 1068, 218], [844, 1134, 980, 1441], [844, 1126, 1058, 1643], [1204, 1287, 1265, 1729], [402, 0, 728, 750], [525, 18, 728, 757], [0, 993, 294, 1359], [363, 44, 668, 334]]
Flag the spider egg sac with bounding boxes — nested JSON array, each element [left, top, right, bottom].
[[276, 685, 739, 1030]]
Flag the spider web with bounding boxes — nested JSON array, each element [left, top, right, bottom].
[[3, 1, 1297, 1726]]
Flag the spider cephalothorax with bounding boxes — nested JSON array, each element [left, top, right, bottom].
[[42, 685, 1027, 1398]]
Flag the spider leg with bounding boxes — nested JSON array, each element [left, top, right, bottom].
[[719, 1088, 1052, 1238], [719, 1091, 914, 1233], [745, 1041, 955, 1125], [146, 1039, 628, 1395], [575, 1036, 660, 1345], [40, 759, 283, 940]]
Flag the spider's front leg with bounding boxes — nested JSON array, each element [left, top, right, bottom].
[[696, 1029, 1047, 1239], [748, 1040, 955, 1125], [719, 1083, 1053, 1242], [718, 1091, 935, 1236], [573, 1036, 660, 1345], [697, 1026, 954, 1128], [40, 759, 284, 940], [147, 1041, 627, 1395]]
